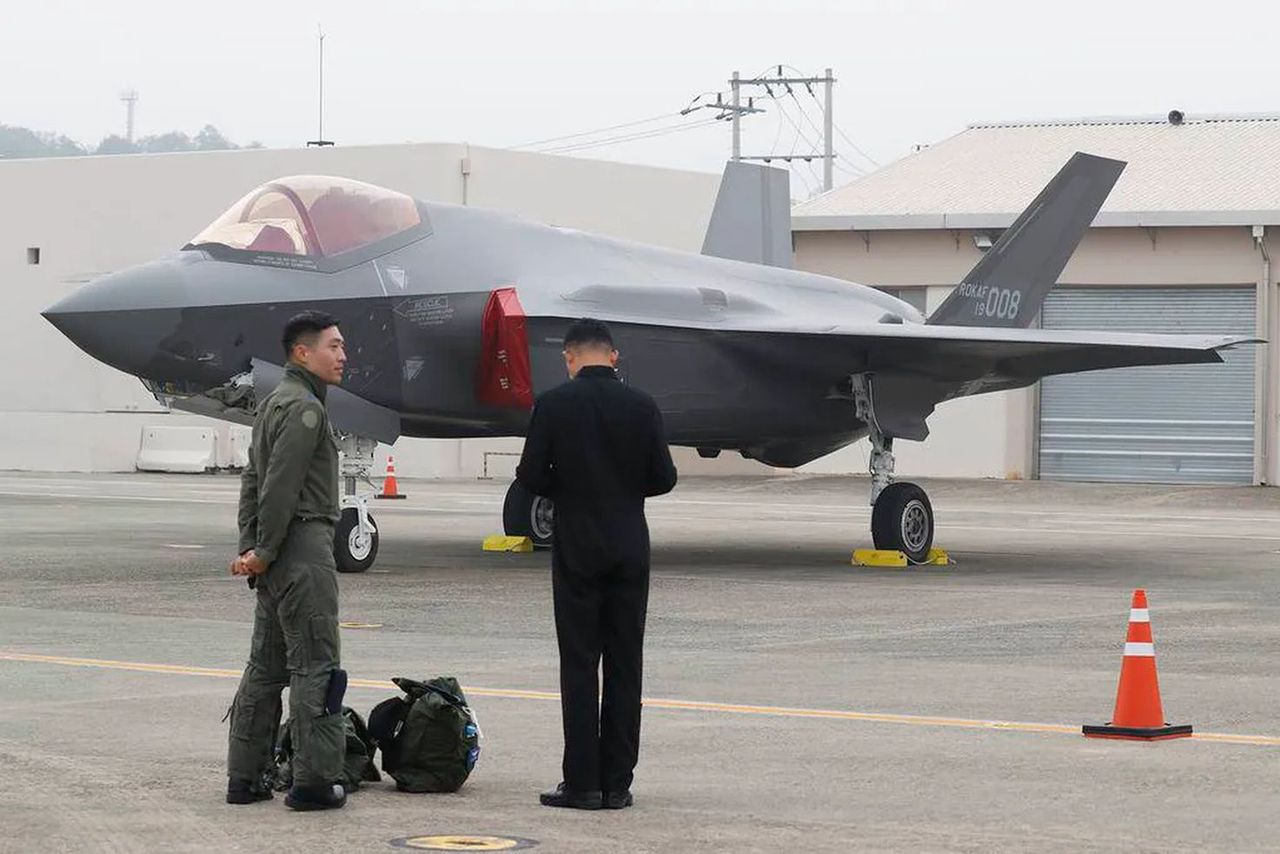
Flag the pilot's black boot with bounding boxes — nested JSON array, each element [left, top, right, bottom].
[[225, 777, 273, 805], [285, 782, 347, 811]]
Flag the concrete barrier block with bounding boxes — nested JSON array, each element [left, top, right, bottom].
[[136, 426, 217, 473], [222, 425, 252, 469]]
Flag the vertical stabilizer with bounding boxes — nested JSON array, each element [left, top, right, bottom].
[[701, 161, 792, 268], [928, 152, 1126, 328]]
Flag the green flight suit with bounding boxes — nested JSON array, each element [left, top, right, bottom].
[[227, 363, 343, 789]]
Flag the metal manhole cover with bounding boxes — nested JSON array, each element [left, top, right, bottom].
[[390, 835, 538, 851]]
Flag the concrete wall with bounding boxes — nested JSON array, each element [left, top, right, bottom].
[[793, 225, 1278, 483], [1, 143, 768, 476]]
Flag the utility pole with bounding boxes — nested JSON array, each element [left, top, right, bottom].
[[681, 72, 764, 155], [683, 66, 839, 191], [727, 66, 838, 192], [120, 90, 138, 143], [307, 26, 334, 147], [823, 67, 833, 192], [731, 71, 741, 162]]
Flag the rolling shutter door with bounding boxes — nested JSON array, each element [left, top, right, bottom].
[[1038, 287, 1256, 484]]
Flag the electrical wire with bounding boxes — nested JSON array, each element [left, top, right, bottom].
[[797, 82, 880, 170], [536, 118, 720, 155], [510, 112, 679, 150], [773, 63, 880, 171]]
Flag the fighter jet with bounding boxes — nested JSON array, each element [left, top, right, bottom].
[[43, 153, 1254, 571]]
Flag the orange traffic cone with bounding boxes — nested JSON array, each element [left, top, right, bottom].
[[1083, 589, 1192, 741], [375, 456, 407, 500]]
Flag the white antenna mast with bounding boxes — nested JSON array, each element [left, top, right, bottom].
[[307, 25, 333, 147]]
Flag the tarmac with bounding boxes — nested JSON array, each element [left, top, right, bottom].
[[0, 471, 1277, 852]]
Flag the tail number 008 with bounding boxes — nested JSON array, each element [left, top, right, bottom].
[[976, 287, 1021, 321]]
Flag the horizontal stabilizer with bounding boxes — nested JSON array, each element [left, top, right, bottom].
[[701, 161, 792, 268]]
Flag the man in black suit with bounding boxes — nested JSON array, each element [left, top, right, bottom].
[[516, 318, 678, 811]]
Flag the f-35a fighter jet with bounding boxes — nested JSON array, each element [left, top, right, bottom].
[[43, 153, 1254, 571]]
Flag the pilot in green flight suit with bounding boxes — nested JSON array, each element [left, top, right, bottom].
[[225, 311, 348, 811]]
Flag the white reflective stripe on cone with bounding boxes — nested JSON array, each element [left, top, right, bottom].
[[1129, 609, 1150, 623], [1123, 642, 1155, 657]]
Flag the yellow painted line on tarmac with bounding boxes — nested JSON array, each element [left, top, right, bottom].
[[2, 651, 1277, 747]]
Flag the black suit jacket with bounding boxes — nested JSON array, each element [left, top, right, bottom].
[[516, 365, 677, 563]]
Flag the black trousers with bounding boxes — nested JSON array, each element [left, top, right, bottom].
[[551, 513, 650, 794]]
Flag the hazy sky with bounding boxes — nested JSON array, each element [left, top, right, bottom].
[[4, 0, 1276, 196]]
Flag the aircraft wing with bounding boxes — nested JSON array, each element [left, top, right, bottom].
[[530, 310, 1256, 441], [538, 309, 1253, 384], [787, 321, 1254, 386]]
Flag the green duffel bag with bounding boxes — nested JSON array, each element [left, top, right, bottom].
[[367, 676, 481, 793], [272, 706, 381, 791]]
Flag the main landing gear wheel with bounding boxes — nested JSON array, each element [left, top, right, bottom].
[[335, 507, 379, 573], [503, 480, 554, 549], [871, 482, 934, 564]]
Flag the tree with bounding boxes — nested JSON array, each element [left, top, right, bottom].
[[194, 124, 237, 151], [0, 124, 87, 159], [2, 123, 261, 158], [138, 131, 195, 153], [95, 135, 138, 155]]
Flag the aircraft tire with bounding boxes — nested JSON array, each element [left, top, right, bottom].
[[871, 482, 934, 564], [503, 480, 554, 550], [334, 507, 379, 573]]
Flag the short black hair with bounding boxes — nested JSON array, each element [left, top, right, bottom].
[[563, 318, 614, 350], [282, 310, 340, 357]]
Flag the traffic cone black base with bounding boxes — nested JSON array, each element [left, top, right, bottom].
[[1082, 723, 1193, 741]]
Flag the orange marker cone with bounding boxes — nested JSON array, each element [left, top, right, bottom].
[[375, 455, 407, 500], [1083, 589, 1192, 741]]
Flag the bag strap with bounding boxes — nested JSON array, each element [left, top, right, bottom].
[[392, 676, 467, 710]]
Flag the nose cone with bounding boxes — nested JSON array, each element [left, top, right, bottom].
[[43, 260, 183, 378]]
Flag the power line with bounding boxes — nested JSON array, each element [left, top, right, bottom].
[[799, 84, 879, 170], [536, 118, 719, 155], [514, 112, 686, 150], [538, 118, 718, 154], [773, 97, 827, 167], [783, 89, 867, 177], [784, 118, 815, 198]]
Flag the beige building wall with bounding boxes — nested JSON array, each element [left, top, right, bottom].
[[1, 144, 768, 477], [793, 225, 1277, 483]]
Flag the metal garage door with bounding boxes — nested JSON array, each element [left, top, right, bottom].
[[1039, 287, 1256, 484]]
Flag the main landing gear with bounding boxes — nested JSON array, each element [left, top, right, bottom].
[[494, 376, 934, 562], [334, 434, 380, 573], [502, 480, 555, 549], [853, 375, 935, 564]]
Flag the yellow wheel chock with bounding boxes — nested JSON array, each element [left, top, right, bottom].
[[852, 547, 951, 568], [482, 535, 534, 553]]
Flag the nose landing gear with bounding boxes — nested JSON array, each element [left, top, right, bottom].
[[334, 433, 380, 573]]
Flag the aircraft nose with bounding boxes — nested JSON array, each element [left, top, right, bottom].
[[42, 260, 182, 377]]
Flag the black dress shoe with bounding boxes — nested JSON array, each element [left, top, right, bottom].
[[539, 782, 602, 810], [603, 790, 633, 810], [285, 783, 347, 811], [226, 777, 273, 805]]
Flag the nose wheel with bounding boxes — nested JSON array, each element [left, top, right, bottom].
[[334, 433, 381, 573], [503, 480, 554, 549], [335, 507, 379, 573]]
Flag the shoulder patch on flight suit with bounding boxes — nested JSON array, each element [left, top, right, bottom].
[[300, 408, 320, 430]]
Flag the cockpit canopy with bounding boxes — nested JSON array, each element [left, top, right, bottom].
[[188, 175, 422, 258]]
